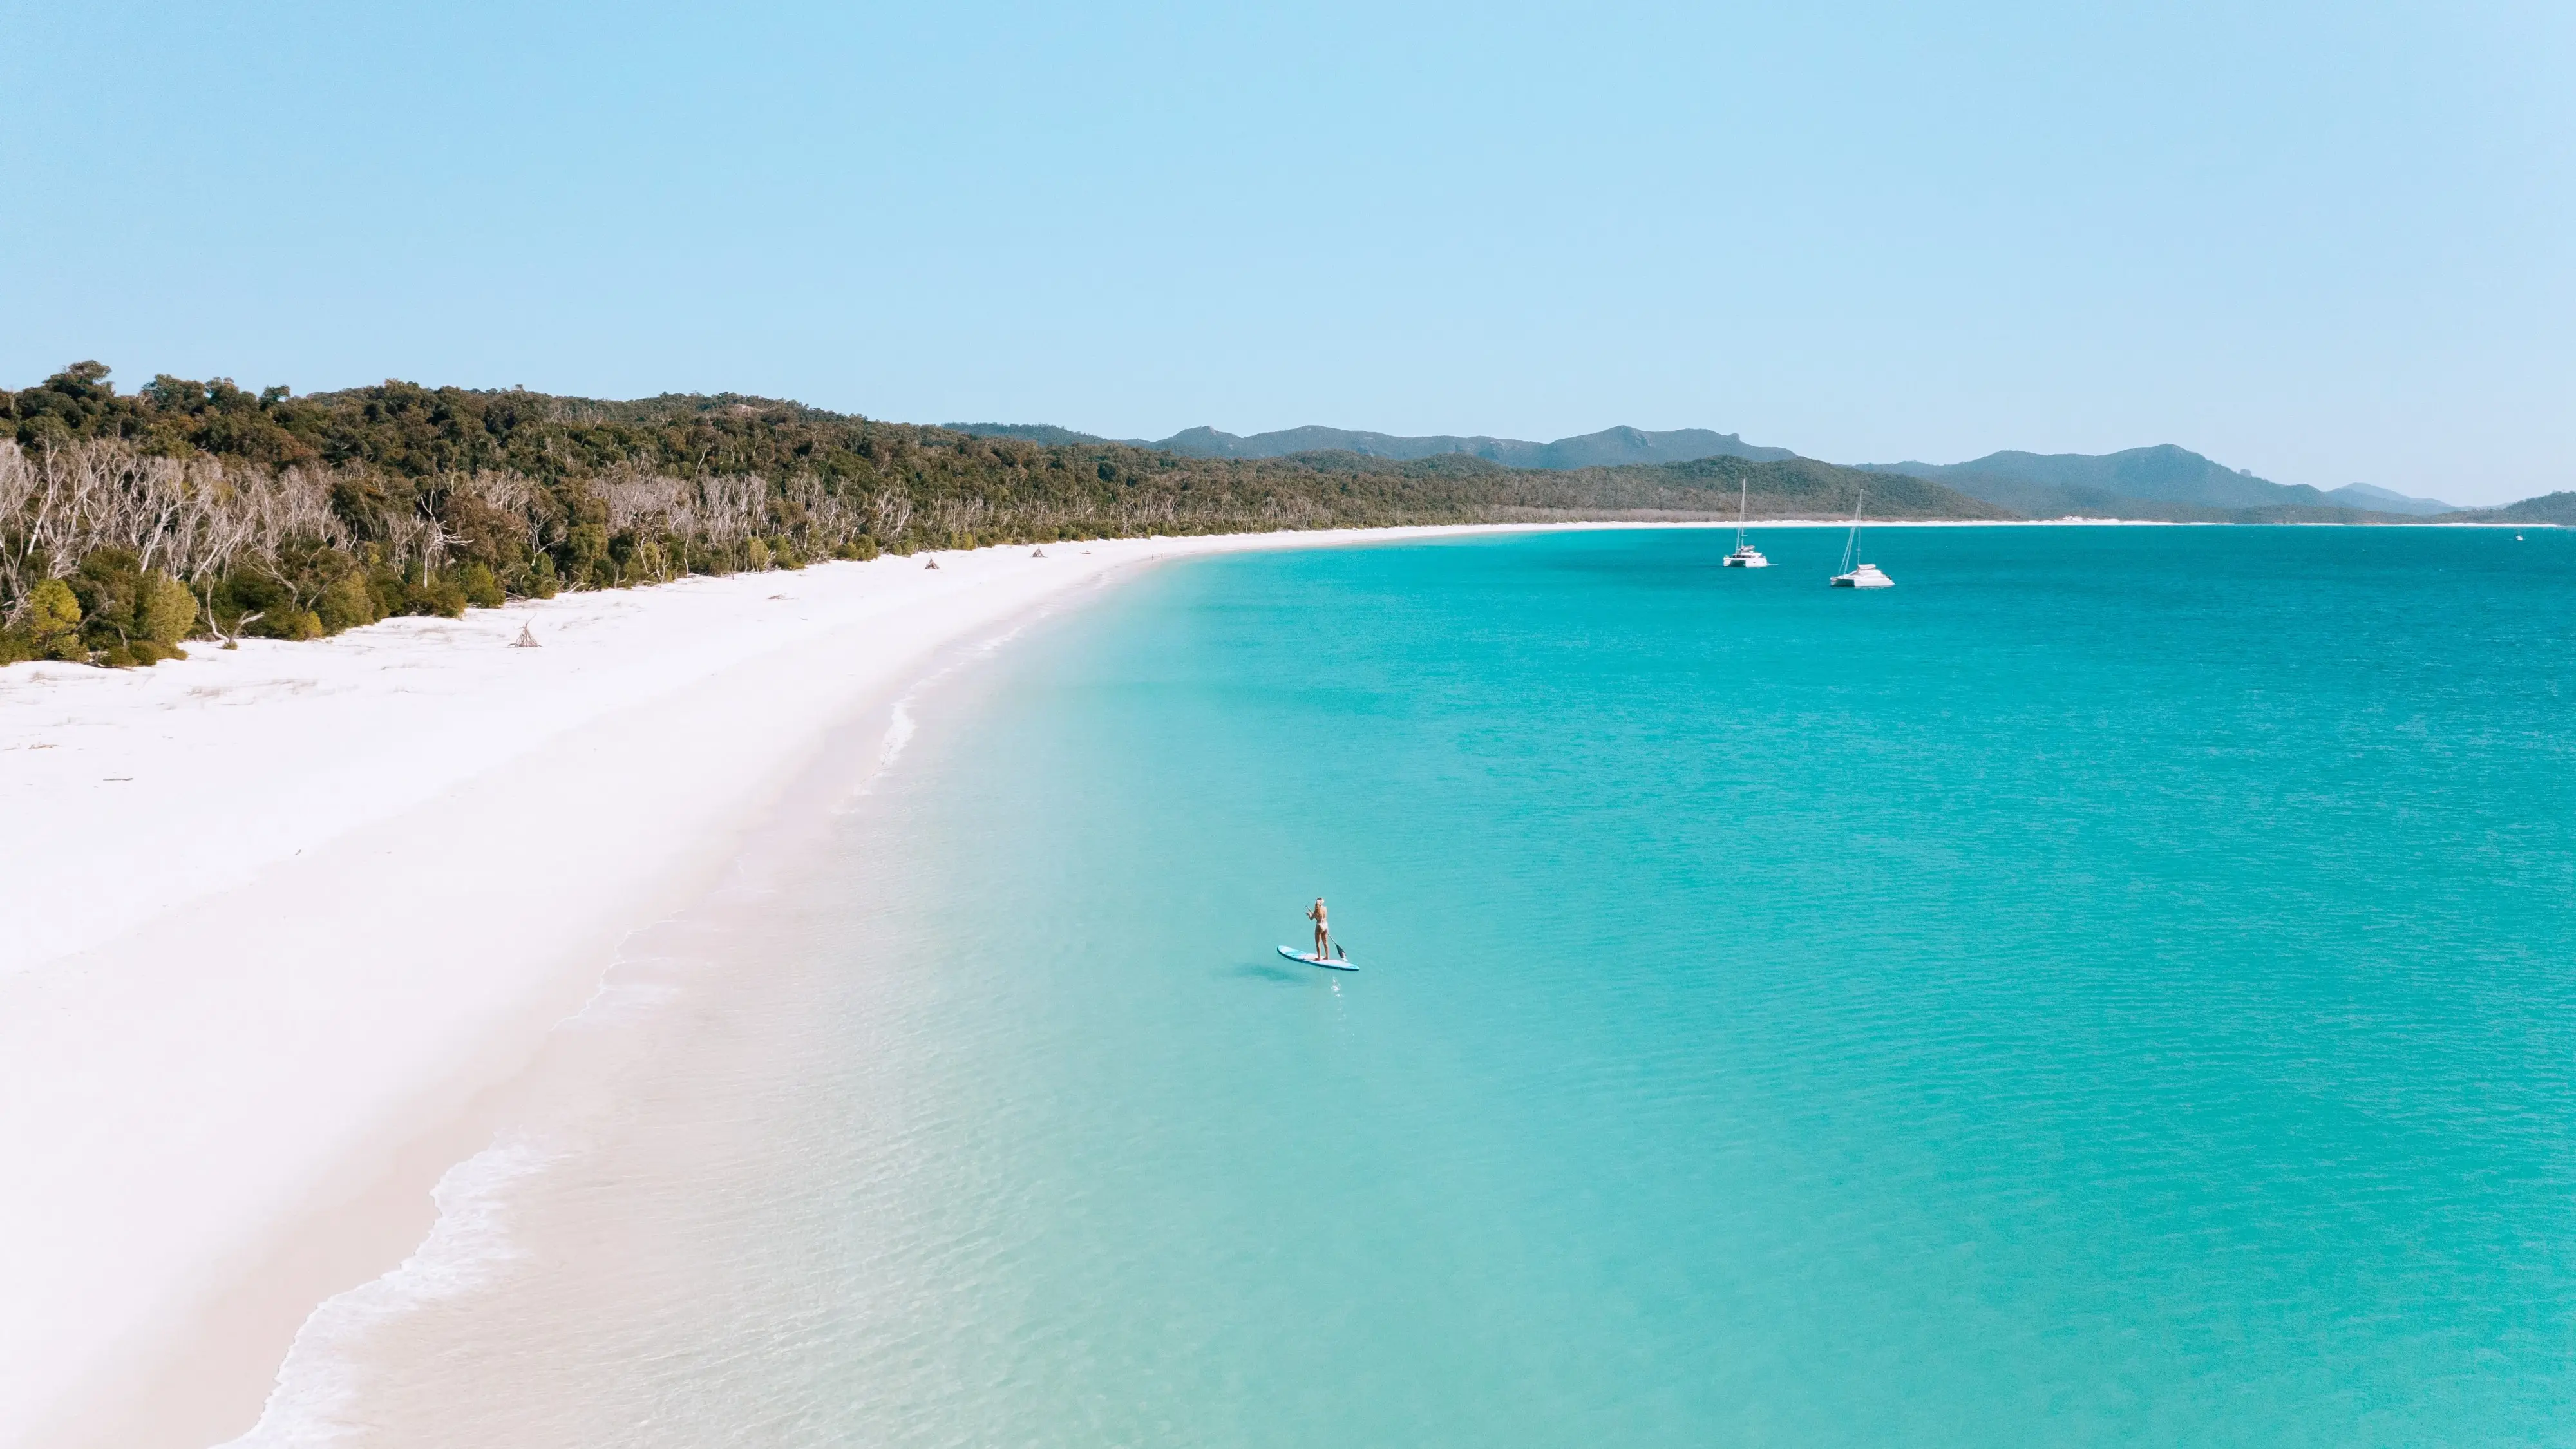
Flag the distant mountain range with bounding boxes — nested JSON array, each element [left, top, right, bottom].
[[1858, 446, 2463, 522], [2325, 482, 2461, 516], [943, 422, 2509, 524], [945, 423, 1795, 469]]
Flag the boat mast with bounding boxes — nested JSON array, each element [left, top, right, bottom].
[[1841, 488, 1864, 574], [1735, 477, 1749, 548]]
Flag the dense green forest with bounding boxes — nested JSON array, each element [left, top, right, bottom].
[[0, 363, 2002, 667]]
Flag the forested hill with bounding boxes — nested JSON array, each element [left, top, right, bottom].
[[2431, 491, 2576, 526], [1546, 455, 2010, 522], [0, 366, 2000, 667]]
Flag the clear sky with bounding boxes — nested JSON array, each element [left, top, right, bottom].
[[5, 1, 2568, 503]]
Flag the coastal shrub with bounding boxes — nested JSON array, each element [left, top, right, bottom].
[[258, 605, 325, 641], [315, 571, 383, 634], [28, 578, 84, 660], [208, 573, 272, 635], [63, 553, 198, 663], [459, 563, 505, 609], [744, 538, 772, 572], [569, 523, 609, 582], [100, 640, 166, 667], [46, 568, 242, 665], [202, 541, 376, 640], [401, 574, 468, 619], [140, 573, 196, 647], [363, 562, 406, 618], [526, 553, 560, 598], [71, 550, 142, 656]]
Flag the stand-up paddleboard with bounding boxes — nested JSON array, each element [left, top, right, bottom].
[[1279, 945, 1359, 972]]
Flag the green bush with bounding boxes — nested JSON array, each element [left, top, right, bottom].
[[315, 571, 383, 634], [526, 553, 560, 598], [209, 542, 381, 640], [459, 562, 505, 609], [28, 578, 84, 661], [569, 522, 609, 577], [252, 607, 324, 641], [70, 551, 142, 656], [140, 573, 196, 647], [66, 553, 193, 663], [363, 564, 404, 618], [402, 575, 468, 618]]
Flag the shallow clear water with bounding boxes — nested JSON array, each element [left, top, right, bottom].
[[289, 527, 2576, 1446]]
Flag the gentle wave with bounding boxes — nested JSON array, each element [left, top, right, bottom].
[[878, 697, 916, 772], [216, 1137, 555, 1449], [847, 614, 1035, 805]]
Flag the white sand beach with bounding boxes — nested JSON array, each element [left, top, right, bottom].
[[1, 524, 1613, 1449]]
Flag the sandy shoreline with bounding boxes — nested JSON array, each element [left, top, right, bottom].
[[11, 521, 1755, 1448]]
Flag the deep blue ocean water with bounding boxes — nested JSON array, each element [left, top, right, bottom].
[[310, 527, 2576, 1446]]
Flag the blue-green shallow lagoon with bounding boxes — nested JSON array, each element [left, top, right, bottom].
[[321, 527, 2576, 1446]]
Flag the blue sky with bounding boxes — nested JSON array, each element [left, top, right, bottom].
[[5, 1, 2568, 502]]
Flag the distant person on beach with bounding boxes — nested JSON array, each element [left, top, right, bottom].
[[1307, 897, 1330, 960]]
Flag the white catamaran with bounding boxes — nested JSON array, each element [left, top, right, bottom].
[[1830, 489, 1893, 589], [1723, 477, 1769, 567]]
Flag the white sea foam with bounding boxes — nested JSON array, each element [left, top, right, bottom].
[[880, 697, 918, 770], [216, 1137, 555, 1449], [870, 616, 1040, 779]]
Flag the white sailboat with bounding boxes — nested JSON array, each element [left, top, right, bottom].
[[1722, 477, 1769, 567], [1829, 489, 1893, 589]]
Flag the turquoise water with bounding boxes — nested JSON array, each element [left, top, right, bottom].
[[314, 527, 2576, 1446]]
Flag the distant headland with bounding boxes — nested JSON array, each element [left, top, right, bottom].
[[950, 422, 2562, 527]]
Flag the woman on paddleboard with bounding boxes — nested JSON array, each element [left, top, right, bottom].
[[1307, 897, 1330, 961]]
